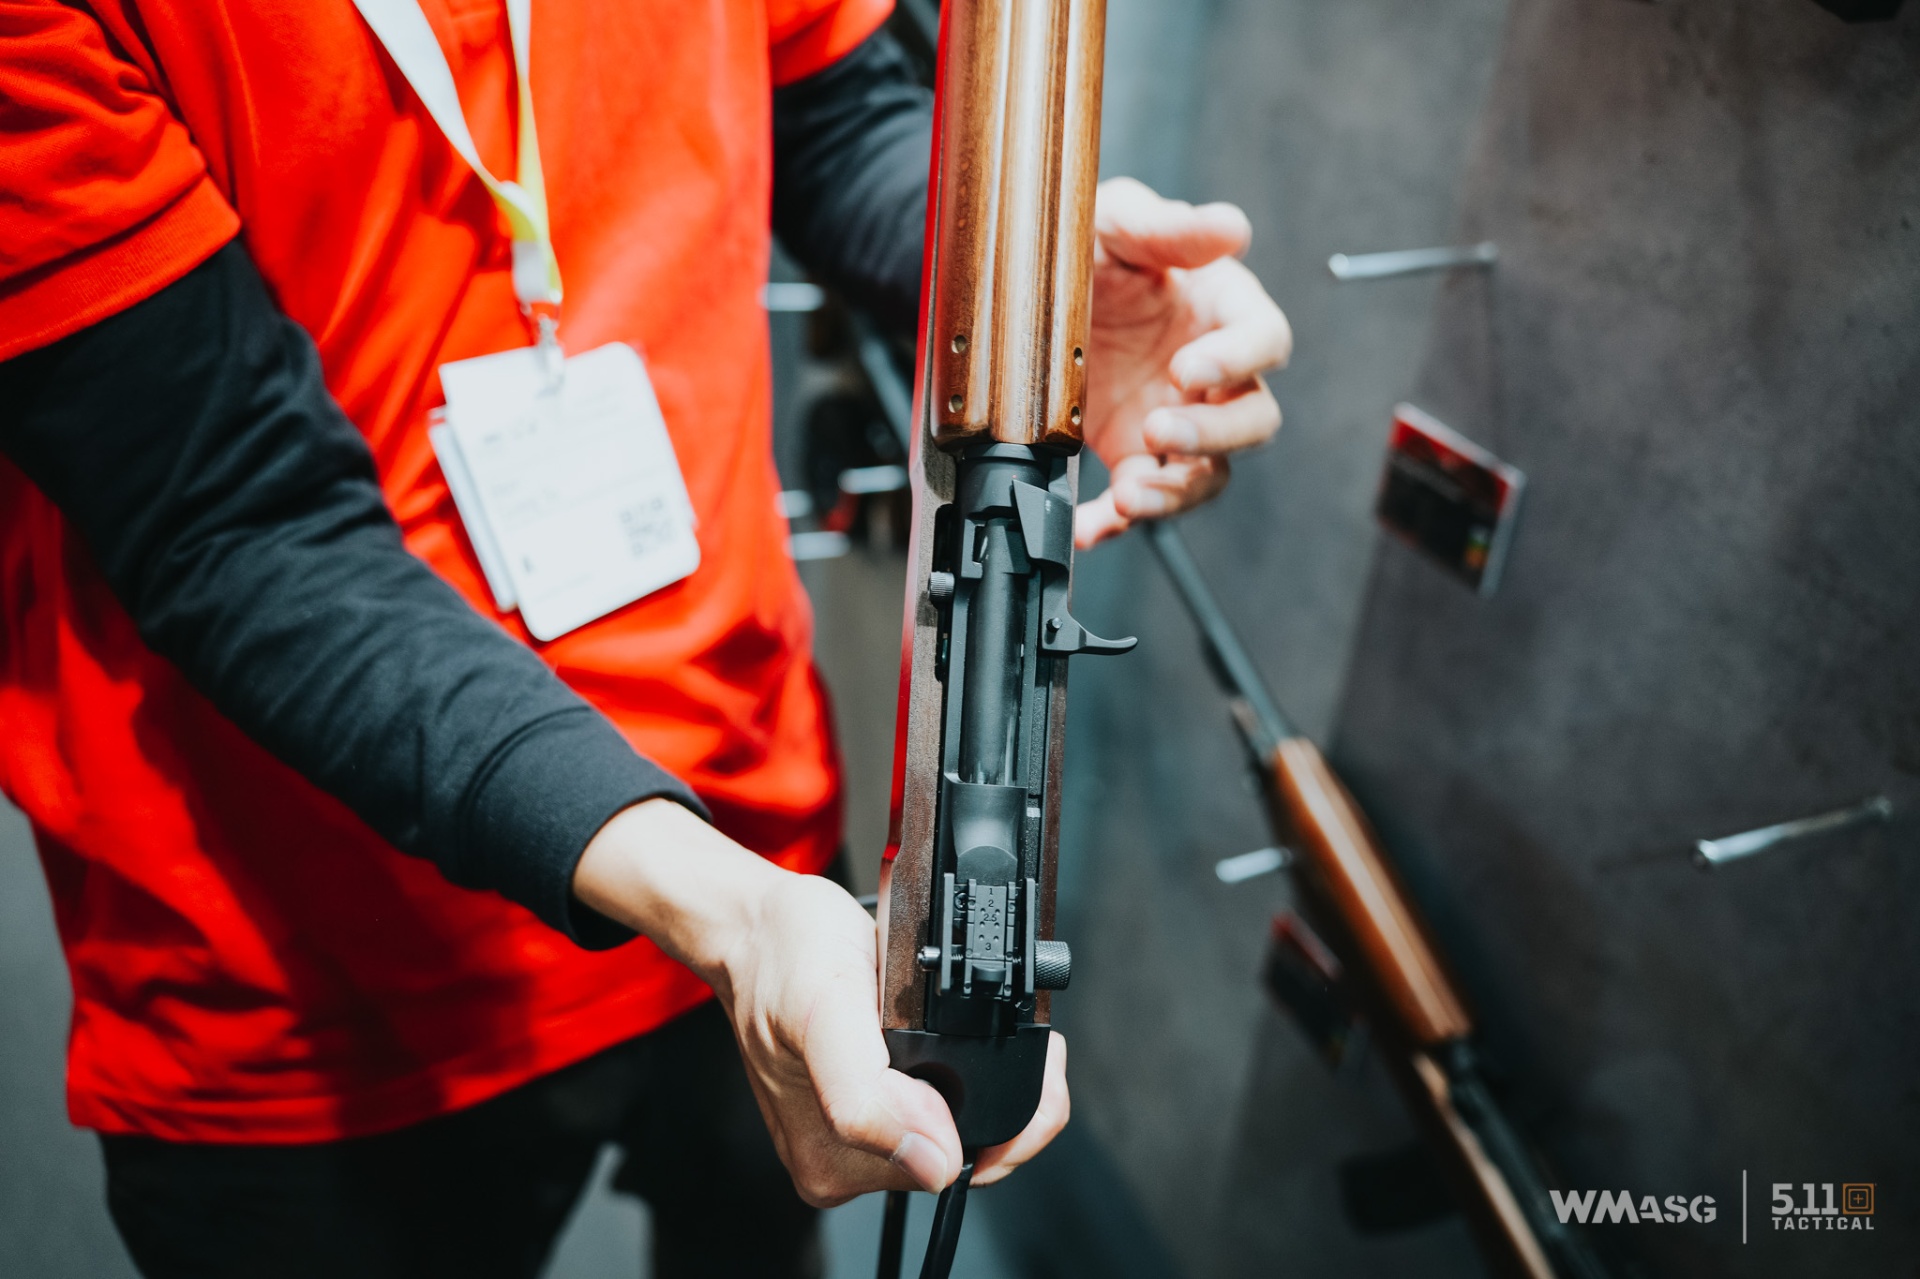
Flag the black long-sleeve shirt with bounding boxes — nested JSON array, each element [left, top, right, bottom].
[[773, 25, 932, 335], [0, 28, 932, 947]]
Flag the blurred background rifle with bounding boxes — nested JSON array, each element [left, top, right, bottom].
[[1147, 519, 1609, 1279]]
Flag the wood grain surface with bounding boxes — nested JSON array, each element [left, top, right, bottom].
[[928, 0, 1105, 450], [1406, 1052, 1556, 1279], [1271, 735, 1474, 1046]]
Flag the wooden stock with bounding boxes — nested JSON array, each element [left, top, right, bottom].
[[1269, 736, 1473, 1046], [927, 0, 1105, 451], [1408, 1053, 1557, 1279], [1271, 740, 1561, 1276], [881, 0, 1106, 1028]]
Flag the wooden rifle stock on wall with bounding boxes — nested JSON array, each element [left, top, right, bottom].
[[1270, 735, 1472, 1047], [1267, 736, 1558, 1279], [1147, 520, 1610, 1279]]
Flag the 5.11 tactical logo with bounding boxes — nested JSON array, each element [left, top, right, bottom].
[[1771, 1182, 1875, 1231], [1545, 1176, 1883, 1246]]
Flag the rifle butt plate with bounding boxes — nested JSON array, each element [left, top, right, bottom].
[[884, 1024, 1052, 1150]]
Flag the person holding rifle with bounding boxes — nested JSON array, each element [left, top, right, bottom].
[[0, 3, 1288, 1275]]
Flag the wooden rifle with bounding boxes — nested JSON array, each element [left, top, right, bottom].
[[875, 1, 1123, 1274], [1147, 519, 1610, 1279]]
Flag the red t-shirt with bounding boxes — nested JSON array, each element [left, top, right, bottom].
[[0, 0, 890, 1142]]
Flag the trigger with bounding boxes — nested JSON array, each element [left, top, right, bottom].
[[1040, 613, 1138, 657]]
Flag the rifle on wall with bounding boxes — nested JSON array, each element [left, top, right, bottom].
[[1146, 519, 1609, 1279], [875, 1, 1128, 1276]]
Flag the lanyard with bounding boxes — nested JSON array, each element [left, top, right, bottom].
[[353, 0, 564, 357]]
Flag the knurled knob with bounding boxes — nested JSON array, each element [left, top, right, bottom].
[[1032, 939, 1072, 990], [929, 570, 956, 601]]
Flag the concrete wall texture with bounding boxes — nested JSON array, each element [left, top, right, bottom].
[[1057, 0, 1919, 1276], [1336, 2, 1920, 1275], [1053, 0, 1510, 1274]]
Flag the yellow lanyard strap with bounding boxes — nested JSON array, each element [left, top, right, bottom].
[[352, 0, 562, 311]]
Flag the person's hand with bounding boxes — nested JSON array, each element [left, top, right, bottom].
[[969, 1029, 1068, 1188], [1077, 177, 1293, 548], [573, 799, 1070, 1205]]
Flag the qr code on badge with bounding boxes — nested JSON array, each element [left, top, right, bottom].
[[619, 496, 676, 559]]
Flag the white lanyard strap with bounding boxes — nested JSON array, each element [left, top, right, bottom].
[[352, 0, 561, 310]]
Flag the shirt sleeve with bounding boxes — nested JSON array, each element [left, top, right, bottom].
[[0, 242, 709, 949], [768, 0, 896, 86], [0, 0, 239, 361], [772, 25, 932, 334]]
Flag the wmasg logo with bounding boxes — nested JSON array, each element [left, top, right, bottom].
[[1549, 1190, 1717, 1225]]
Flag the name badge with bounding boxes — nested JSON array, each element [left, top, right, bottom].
[[430, 343, 699, 641]]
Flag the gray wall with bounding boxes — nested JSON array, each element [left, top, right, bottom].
[[1334, 2, 1920, 1275], [1056, 0, 1920, 1276], [1050, 0, 1514, 1275]]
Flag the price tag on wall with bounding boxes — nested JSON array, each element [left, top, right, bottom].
[[432, 343, 699, 640], [1374, 403, 1525, 597]]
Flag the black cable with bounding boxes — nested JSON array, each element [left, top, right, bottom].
[[876, 1190, 910, 1279], [916, 1161, 976, 1279]]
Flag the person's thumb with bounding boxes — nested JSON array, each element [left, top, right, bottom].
[[875, 1068, 964, 1191], [805, 983, 964, 1193], [1096, 176, 1251, 273]]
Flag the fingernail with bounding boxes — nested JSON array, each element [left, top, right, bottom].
[[1150, 415, 1198, 454], [1175, 357, 1221, 391], [891, 1132, 949, 1192]]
